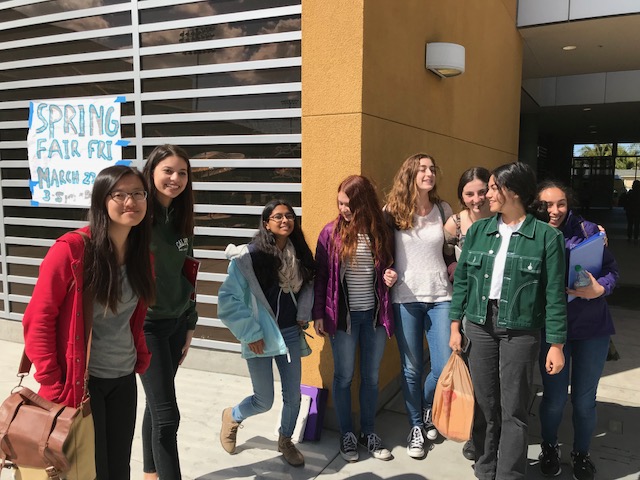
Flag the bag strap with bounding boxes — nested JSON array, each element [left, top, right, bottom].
[[436, 202, 446, 224], [18, 231, 94, 405]]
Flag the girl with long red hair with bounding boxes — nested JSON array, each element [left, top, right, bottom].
[[313, 175, 397, 463]]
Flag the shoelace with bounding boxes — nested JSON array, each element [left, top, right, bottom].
[[573, 453, 596, 473], [423, 408, 433, 427], [539, 443, 559, 468], [365, 433, 383, 452], [342, 432, 358, 452], [407, 426, 424, 448]]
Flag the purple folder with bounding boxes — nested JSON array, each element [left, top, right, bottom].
[[300, 384, 328, 441]]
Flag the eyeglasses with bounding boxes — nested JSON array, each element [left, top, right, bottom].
[[109, 190, 148, 203], [269, 213, 295, 222]]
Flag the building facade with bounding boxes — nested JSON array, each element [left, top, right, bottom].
[[1, 0, 527, 405]]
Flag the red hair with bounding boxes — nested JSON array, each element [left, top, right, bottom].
[[332, 175, 393, 268]]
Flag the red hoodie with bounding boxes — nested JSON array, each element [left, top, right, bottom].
[[23, 227, 151, 408]]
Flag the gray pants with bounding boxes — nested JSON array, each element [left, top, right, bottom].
[[465, 300, 540, 480]]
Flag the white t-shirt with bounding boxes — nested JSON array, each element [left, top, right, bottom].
[[392, 202, 453, 304], [489, 217, 524, 299]]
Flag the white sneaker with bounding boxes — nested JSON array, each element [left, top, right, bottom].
[[359, 432, 392, 461], [423, 408, 438, 440], [340, 432, 359, 462], [406, 426, 425, 459]]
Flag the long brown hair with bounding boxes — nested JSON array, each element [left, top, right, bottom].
[[385, 153, 442, 230], [142, 144, 195, 238], [85, 166, 155, 311], [332, 175, 393, 268]]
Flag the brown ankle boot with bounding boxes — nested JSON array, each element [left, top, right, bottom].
[[220, 407, 241, 454], [278, 434, 304, 466]]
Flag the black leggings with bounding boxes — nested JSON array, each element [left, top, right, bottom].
[[89, 373, 137, 480], [140, 316, 187, 480]]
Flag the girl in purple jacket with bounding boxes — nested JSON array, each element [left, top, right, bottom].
[[536, 181, 618, 480], [313, 175, 397, 463]]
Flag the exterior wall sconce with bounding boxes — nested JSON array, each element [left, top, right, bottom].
[[426, 42, 465, 78]]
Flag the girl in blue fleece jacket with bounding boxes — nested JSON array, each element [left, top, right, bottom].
[[218, 199, 316, 466]]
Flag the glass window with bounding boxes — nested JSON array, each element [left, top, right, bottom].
[[194, 191, 300, 207], [573, 144, 613, 157], [141, 41, 301, 70], [0, 35, 132, 63], [143, 143, 300, 160], [140, 16, 300, 47], [141, 67, 300, 92], [142, 118, 300, 137], [139, 0, 300, 24], [142, 92, 300, 115], [0, 81, 134, 102], [0, 12, 131, 43], [2, 58, 133, 82]]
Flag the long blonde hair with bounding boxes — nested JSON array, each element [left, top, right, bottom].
[[385, 153, 441, 230]]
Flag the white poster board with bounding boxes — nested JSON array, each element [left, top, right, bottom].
[[27, 96, 129, 206]]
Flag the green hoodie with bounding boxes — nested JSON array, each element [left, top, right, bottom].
[[147, 204, 198, 330]]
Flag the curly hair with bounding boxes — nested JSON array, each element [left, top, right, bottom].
[[385, 153, 442, 230], [332, 175, 393, 268], [250, 199, 316, 292]]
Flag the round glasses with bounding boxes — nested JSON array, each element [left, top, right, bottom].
[[269, 213, 295, 222], [109, 190, 148, 203]]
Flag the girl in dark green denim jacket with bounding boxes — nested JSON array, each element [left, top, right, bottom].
[[449, 162, 567, 480]]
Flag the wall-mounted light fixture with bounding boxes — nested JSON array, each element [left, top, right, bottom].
[[426, 42, 465, 78]]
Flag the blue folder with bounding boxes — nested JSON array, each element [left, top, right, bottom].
[[567, 232, 605, 302]]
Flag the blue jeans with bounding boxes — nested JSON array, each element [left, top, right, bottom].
[[394, 301, 452, 427], [539, 335, 610, 454], [329, 309, 387, 435], [232, 325, 302, 437]]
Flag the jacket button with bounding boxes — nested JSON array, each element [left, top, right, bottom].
[[496, 233, 500, 237], [77, 288, 81, 292], [76, 335, 80, 340], [484, 274, 489, 278], [76, 313, 80, 317], [76, 381, 80, 385], [489, 250, 494, 254], [73, 265, 77, 269], [482, 296, 486, 300], [76, 358, 80, 362]]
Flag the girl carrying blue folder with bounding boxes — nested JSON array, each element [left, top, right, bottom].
[[536, 180, 619, 480]]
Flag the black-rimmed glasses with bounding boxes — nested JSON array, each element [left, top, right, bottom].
[[269, 213, 295, 221]]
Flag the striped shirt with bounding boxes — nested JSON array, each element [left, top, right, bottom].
[[345, 234, 375, 311]]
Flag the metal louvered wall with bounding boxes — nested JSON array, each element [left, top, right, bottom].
[[0, 0, 302, 352]]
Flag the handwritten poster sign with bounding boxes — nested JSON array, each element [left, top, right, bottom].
[[27, 96, 129, 206]]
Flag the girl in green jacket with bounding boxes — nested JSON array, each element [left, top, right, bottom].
[[449, 162, 567, 480]]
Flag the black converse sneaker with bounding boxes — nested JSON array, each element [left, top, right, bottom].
[[358, 432, 392, 460], [539, 442, 561, 477], [339, 432, 359, 462], [571, 451, 596, 480]]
